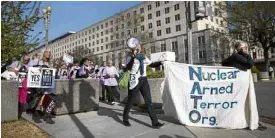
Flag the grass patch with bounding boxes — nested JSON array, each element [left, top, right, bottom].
[[1, 118, 51, 138]]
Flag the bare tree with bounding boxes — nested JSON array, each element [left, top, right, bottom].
[[107, 11, 155, 64]]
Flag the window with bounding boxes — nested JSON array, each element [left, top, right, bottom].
[[148, 4, 152, 10], [157, 20, 161, 26], [141, 16, 144, 22], [110, 20, 113, 25], [176, 25, 181, 32], [127, 22, 131, 26], [165, 17, 170, 24], [111, 35, 113, 40], [166, 27, 171, 34], [148, 13, 152, 20], [121, 15, 124, 21], [101, 24, 103, 29], [110, 28, 113, 33], [97, 47, 99, 51], [156, 11, 161, 17], [175, 14, 180, 21], [116, 26, 118, 31], [93, 41, 95, 46], [157, 30, 161, 36], [140, 7, 144, 13], [165, 1, 169, 4], [128, 30, 131, 35], [133, 11, 137, 16], [174, 4, 179, 11], [106, 30, 108, 34], [97, 33, 99, 37], [127, 13, 130, 18], [198, 36, 205, 45], [97, 26, 99, 31], [156, 1, 160, 7], [101, 32, 103, 36], [121, 32, 124, 37], [199, 51, 206, 59], [89, 30, 91, 34], [89, 43, 91, 47], [141, 25, 145, 31], [97, 40, 99, 44], [85, 38, 87, 42], [92, 35, 95, 39], [149, 32, 153, 38], [101, 46, 103, 50], [216, 19, 219, 24], [101, 39, 103, 43], [151, 46, 156, 53], [106, 37, 108, 42], [161, 43, 166, 52], [148, 23, 153, 29], [206, 24, 209, 28], [93, 28, 95, 32], [121, 24, 124, 29], [89, 36, 91, 40], [172, 41, 178, 61], [165, 7, 169, 14], [105, 22, 108, 27], [220, 21, 224, 26], [134, 28, 137, 33]]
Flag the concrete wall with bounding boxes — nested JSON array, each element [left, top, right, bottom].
[[1, 81, 19, 122], [54, 79, 100, 115]]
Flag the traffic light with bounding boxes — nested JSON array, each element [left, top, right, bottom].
[[194, 1, 212, 20]]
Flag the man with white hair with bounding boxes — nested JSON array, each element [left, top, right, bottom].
[[222, 40, 254, 71]]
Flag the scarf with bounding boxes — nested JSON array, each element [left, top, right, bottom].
[[136, 53, 145, 75]]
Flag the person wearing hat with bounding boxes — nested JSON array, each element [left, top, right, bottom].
[[222, 40, 254, 71], [122, 37, 164, 129]]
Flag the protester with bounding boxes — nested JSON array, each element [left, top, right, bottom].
[[18, 55, 30, 73], [28, 53, 40, 67], [57, 63, 69, 79], [69, 61, 80, 79], [122, 38, 164, 128], [17, 55, 31, 118], [269, 65, 274, 77], [222, 41, 254, 71], [76, 57, 91, 78], [98, 61, 107, 101], [28, 50, 56, 124], [221, 41, 267, 131], [103, 60, 120, 105]]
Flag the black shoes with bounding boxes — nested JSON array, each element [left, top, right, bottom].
[[44, 114, 55, 124], [123, 120, 131, 127], [152, 122, 164, 129]]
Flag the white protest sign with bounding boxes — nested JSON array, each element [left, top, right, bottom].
[[161, 61, 259, 130], [63, 54, 73, 65], [18, 72, 27, 87], [27, 67, 56, 88], [60, 69, 68, 79]]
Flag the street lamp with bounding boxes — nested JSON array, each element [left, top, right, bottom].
[[42, 6, 52, 51]]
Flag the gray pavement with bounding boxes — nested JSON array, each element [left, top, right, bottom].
[[22, 101, 275, 138]]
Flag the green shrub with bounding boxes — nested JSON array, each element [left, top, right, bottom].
[[147, 67, 164, 79], [251, 66, 260, 73]]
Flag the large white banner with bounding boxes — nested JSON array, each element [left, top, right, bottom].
[[27, 67, 56, 88], [161, 61, 259, 130]]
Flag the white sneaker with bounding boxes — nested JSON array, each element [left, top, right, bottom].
[[111, 102, 115, 105]]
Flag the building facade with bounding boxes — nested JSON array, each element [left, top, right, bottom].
[[32, 1, 230, 67]]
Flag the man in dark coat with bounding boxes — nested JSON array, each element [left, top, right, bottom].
[[222, 41, 254, 71]]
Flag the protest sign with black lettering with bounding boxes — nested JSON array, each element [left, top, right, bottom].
[[18, 72, 27, 87], [27, 67, 42, 88]]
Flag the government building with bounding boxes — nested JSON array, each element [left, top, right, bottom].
[[30, 1, 237, 67]]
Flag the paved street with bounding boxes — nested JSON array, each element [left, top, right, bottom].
[[22, 82, 275, 138]]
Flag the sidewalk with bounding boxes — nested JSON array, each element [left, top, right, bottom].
[[22, 102, 275, 138]]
